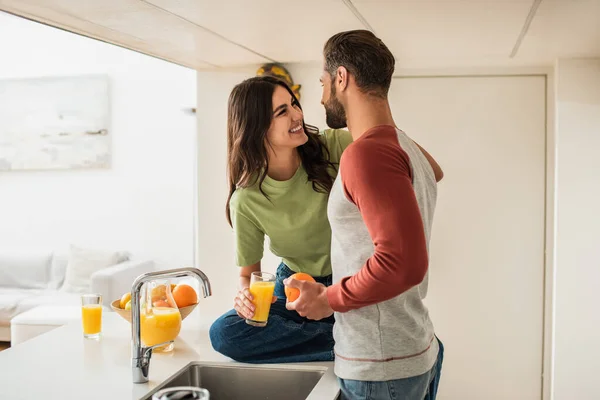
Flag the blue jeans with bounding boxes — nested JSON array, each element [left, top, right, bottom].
[[209, 263, 335, 363], [339, 338, 445, 400]]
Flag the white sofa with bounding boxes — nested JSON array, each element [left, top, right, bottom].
[[0, 246, 155, 342]]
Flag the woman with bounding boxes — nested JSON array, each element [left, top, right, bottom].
[[209, 76, 443, 364], [208, 75, 352, 364]]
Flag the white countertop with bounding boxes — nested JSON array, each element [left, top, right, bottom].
[[0, 309, 339, 400]]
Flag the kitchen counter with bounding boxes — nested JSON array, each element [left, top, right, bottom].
[[0, 310, 340, 400]]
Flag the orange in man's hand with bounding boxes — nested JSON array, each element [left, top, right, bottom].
[[285, 272, 316, 302], [172, 284, 198, 308]]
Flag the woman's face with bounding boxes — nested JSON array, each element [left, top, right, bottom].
[[266, 85, 308, 151]]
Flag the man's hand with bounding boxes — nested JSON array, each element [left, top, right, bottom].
[[284, 278, 334, 320]]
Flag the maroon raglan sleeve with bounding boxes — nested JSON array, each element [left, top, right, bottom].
[[326, 130, 429, 312]]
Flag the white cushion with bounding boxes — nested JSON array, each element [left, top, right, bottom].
[[48, 252, 69, 290], [60, 245, 128, 294], [17, 290, 80, 309], [10, 305, 82, 346], [0, 250, 52, 289], [0, 288, 31, 326], [11, 305, 81, 326], [0, 288, 80, 325]]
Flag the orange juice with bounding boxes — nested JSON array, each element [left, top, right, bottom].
[[81, 304, 102, 336], [140, 307, 181, 348], [249, 281, 275, 323]]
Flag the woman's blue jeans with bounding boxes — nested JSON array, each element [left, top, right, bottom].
[[209, 263, 335, 363]]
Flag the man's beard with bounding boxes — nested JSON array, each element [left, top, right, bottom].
[[324, 85, 347, 129]]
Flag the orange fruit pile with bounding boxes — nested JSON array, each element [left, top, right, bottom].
[[118, 283, 198, 310]]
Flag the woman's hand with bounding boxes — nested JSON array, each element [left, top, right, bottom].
[[234, 288, 256, 319], [234, 288, 278, 319], [235, 261, 277, 319]]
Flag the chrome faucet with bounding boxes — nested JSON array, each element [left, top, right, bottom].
[[131, 267, 212, 384]]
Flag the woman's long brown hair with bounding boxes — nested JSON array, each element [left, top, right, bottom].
[[226, 76, 336, 226]]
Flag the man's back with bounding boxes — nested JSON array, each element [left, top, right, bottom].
[[327, 124, 439, 381]]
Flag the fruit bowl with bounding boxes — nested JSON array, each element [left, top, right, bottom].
[[110, 299, 198, 323]]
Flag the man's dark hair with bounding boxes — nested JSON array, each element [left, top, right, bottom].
[[324, 30, 395, 98]]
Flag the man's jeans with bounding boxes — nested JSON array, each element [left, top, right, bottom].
[[209, 263, 335, 363], [339, 338, 445, 400], [339, 339, 444, 400]]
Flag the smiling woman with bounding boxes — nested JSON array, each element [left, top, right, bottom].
[[208, 76, 353, 364], [263, 86, 311, 169], [224, 76, 338, 225]]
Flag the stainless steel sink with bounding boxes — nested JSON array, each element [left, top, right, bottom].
[[141, 362, 328, 400]]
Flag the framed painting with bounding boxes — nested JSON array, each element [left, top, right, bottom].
[[0, 75, 110, 171]]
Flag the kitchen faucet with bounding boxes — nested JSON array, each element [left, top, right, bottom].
[[131, 267, 211, 383]]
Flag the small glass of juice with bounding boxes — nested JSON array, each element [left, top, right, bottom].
[[246, 271, 276, 327], [81, 294, 102, 339]]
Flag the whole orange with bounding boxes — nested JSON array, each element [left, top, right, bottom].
[[284, 272, 316, 302], [172, 284, 198, 308]]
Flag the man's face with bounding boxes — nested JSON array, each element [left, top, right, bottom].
[[320, 68, 347, 129]]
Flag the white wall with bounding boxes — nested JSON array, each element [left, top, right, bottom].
[[553, 58, 600, 400], [196, 68, 254, 315], [0, 13, 197, 268], [286, 63, 328, 129], [390, 75, 546, 399]]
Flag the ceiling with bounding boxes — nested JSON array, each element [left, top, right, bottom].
[[0, 0, 598, 70]]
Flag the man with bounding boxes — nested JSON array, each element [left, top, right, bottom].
[[285, 30, 444, 400]]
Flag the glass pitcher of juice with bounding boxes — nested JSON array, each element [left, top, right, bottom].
[[141, 279, 182, 352]]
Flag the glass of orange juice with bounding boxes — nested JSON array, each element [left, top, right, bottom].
[[81, 294, 102, 339], [246, 271, 276, 327], [141, 279, 182, 352]]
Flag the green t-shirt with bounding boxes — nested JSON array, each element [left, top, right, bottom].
[[229, 129, 353, 277]]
